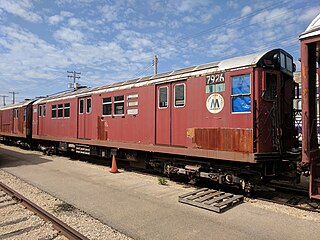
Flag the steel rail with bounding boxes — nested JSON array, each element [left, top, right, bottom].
[[255, 196, 320, 213], [0, 182, 89, 240]]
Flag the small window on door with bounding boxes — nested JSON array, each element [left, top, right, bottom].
[[174, 84, 185, 107], [39, 105, 42, 117], [43, 105, 46, 117], [86, 98, 92, 114], [79, 99, 84, 114], [264, 73, 277, 101], [13, 109, 18, 118], [159, 86, 168, 108]]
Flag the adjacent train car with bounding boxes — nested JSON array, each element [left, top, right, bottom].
[[21, 48, 298, 191], [300, 13, 320, 200], [0, 100, 34, 143]]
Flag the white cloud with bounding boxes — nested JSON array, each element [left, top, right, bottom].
[[227, 1, 238, 9], [148, 0, 220, 21], [208, 28, 239, 44], [48, 14, 64, 25], [241, 6, 252, 17], [175, 0, 211, 13], [0, 25, 70, 96], [48, 11, 73, 25], [116, 30, 154, 50], [113, 22, 128, 30], [54, 27, 85, 43], [100, 4, 118, 22], [250, 8, 291, 26], [298, 7, 320, 22], [208, 43, 238, 57], [68, 17, 88, 28], [0, 0, 42, 22]]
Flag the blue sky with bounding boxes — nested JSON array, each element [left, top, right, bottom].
[[0, 0, 319, 104]]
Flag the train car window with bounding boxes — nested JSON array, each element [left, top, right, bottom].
[[79, 99, 84, 114], [58, 104, 63, 118], [13, 109, 18, 118], [64, 103, 70, 118], [52, 105, 57, 118], [86, 98, 92, 114], [159, 87, 168, 108], [174, 84, 185, 107], [286, 56, 293, 72], [43, 105, 46, 117], [231, 74, 251, 113], [23, 108, 26, 122], [264, 73, 277, 101], [114, 95, 124, 115], [102, 97, 112, 116], [280, 52, 286, 69], [39, 106, 42, 117]]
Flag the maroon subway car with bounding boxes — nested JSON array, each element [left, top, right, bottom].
[[0, 100, 34, 142], [0, 49, 300, 191]]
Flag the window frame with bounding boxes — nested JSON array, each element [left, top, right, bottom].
[[51, 105, 57, 118], [43, 105, 46, 117], [39, 105, 42, 117], [79, 99, 84, 114], [86, 98, 92, 114], [57, 104, 63, 118], [64, 103, 70, 118], [13, 109, 18, 119], [23, 108, 26, 122], [230, 74, 251, 114], [102, 97, 112, 116], [114, 95, 125, 116], [263, 72, 278, 102], [174, 83, 186, 108], [158, 86, 168, 109]]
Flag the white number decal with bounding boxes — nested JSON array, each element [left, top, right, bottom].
[[206, 73, 225, 85]]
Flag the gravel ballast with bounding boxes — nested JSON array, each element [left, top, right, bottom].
[[0, 169, 133, 240]]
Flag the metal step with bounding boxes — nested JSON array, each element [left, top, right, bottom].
[[179, 188, 243, 213]]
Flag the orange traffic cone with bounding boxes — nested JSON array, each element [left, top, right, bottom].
[[110, 154, 119, 173]]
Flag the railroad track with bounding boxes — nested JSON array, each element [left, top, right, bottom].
[[0, 182, 89, 240], [252, 183, 320, 213]]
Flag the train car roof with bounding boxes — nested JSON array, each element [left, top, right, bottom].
[[36, 48, 283, 103], [300, 13, 320, 39], [0, 99, 35, 111]]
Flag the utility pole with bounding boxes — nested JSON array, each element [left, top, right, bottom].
[[9, 91, 19, 104], [0, 95, 8, 106], [67, 71, 81, 91], [153, 55, 158, 75]]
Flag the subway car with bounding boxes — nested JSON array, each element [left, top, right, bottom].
[[0, 49, 300, 191]]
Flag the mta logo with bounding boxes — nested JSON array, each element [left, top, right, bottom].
[[210, 98, 220, 110], [206, 94, 224, 113]]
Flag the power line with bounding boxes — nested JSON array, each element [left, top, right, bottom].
[[9, 91, 19, 104], [131, 64, 154, 79], [153, 55, 158, 75], [134, 0, 293, 63], [0, 95, 9, 106], [67, 71, 81, 91], [174, 0, 292, 44]]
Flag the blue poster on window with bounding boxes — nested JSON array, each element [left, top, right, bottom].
[[232, 96, 251, 112], [232, 75, 250, 95], [232, 75, 251, 112]]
